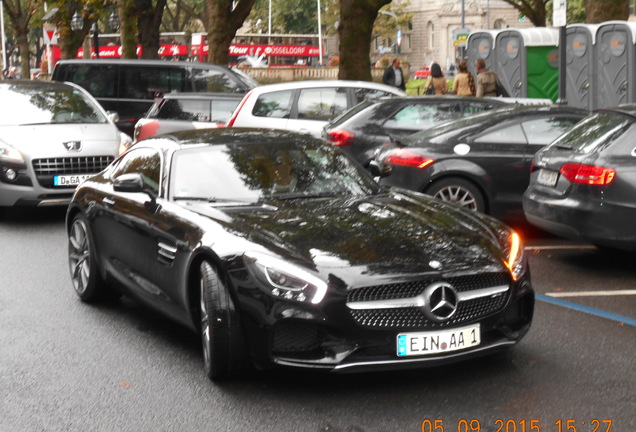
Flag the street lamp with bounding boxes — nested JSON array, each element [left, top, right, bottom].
[[70, 10, 119, 59]]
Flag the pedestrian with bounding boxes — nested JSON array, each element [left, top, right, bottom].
[[475, 59, 498, 97], [425, 63, 447, 95], [382, 58, 406, 90], [451, 60, 476, 96]]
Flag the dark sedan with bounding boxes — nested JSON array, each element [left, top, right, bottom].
[[323, 96, 512, 166], [67, 129, 533, 380], [375, 105, 588, 222], [524, 106, 636, 251]]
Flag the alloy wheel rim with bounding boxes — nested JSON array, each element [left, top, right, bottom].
[[69, 220, 91, 294], [434, 185, 478, 211], [200, 279, 211, 368]]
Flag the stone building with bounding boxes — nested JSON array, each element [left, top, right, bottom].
[[373, 0, 534, 72]]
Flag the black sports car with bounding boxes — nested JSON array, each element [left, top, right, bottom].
[[375, 105, 588, 222], [524, 106, 636, 251], [66, 128, 534, 380]]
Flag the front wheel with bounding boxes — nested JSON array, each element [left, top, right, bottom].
[[426, 177, 486, 213], [68, 213, 106, 302], [199, 260, 248, 380]]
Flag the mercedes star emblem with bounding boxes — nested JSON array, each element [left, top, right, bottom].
[[422, 282, 459, 322]]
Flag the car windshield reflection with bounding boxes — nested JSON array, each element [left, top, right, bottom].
[[170, 142, 378, 202]]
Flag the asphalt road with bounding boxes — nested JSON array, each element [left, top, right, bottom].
[[1, 207, 634, 432]]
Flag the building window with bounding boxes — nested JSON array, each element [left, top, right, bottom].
[[428, 22, 435, 49], [494, 19, 505, 29]]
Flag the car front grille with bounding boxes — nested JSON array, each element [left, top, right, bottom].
[[32, 156, 114, 188], [347, 272, 510, 330], [33, 156, 114, 176]]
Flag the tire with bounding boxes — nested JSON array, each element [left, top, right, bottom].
[[199, 260, 248, 380], [68, 213, 106, 302], [426, 177, 486, 213]]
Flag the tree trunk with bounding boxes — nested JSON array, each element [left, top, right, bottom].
[[204, 0, 255, 65], [119, 0, 138, 59], [136, 0, 167, 59], [17, 31, 30, 79], [585, 0, 628, 23], [338, 0, 391, 81]]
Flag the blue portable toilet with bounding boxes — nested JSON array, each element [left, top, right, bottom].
[[595, 21, 636, 107], [495, 28, 560, 100], [466, 30, 500, 77], [565, 24, 601, 110]]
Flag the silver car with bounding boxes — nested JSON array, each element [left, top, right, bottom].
[[0, 80, 131, 214]]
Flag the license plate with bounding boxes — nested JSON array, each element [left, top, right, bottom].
[[53, 174, 94, 187], [397, 324, 480, 357], [537, 169, 559, 187]]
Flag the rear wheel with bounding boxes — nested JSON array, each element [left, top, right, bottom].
[[199, 260, 248, 380], [426, 178, 486, 213], [68, 214, 106, 302]]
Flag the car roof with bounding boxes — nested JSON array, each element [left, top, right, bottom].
[[160, 92, 245, 100], [0, 79, 74, 91], [246, 80, 406, 94], [600, 104, 636, 119], [55, 59, 233, 70]]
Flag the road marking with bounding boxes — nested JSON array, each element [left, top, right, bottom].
[[546, 290, 636, 298], [525, 245, 597, 251], [536, 294, 636, 327]]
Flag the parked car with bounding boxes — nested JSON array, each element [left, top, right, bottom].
[[523, 106, 636, 251], [133, 92, 243, 142], [66, 128, 534, 380], [323, 96, 513, 166], [0, 80, 131, 217], [413, 66, 431, 80], [52, 59, 258, 136], [226, 80, 406, 137], [375, 105, 588, 222]]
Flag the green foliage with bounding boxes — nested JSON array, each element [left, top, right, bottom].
[[373, 2, 413, 41], [249, 0, 327, 34], [546, 0, 586, 24]]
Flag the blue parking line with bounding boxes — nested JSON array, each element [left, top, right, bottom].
[[536, 294, 636, 327]]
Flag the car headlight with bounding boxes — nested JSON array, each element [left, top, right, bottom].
[[244, 251, 328, 304], [118, 132, 133, 155], [0, 140, 24, 162], [504, 232, 526, 281]]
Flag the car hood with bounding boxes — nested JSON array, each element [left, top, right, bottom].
[[185, 190, 510, 285], [0, 124, 120, 157]]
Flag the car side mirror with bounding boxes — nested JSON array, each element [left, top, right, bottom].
[[368, 160, 392, 178], [106, 111, 120, 123], [114, 173, 157, 199]]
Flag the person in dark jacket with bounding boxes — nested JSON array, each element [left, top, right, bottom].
[[382, 58, 406, 90]]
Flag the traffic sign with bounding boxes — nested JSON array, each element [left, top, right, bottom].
[[43, 23, 58, 45]]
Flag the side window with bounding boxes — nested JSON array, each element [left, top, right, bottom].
[[474, 123, 527, 144], [120, 66, 186, 100], [157, 99, 210, 121], [353, 88, 395, 103], [67, 65, 117, 98], [252, 90, 293, 118], [192, 68, 240, 93], [297, 88, 348, 121], [111, 148, 162, 194], [521, 117, 580, 145], [384, 103, 460, 131], [211, 99, 241, 123]]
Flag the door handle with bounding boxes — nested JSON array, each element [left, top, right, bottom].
[[103, 197, 115, 206]]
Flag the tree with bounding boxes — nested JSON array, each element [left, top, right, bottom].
[[48, 0, 105, 60], [203, 0, 255, 65], [135, 0, 167, 59], [500, 0, 548, 27], [118, 0, 138, 59], [249, 0, 322, 34], [585, 0, 628, 23], [338, 0, 392, 81], [162, 0, 205, 32], [3, 0, 42, 76]]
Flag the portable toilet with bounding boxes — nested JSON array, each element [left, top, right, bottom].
[[466, 30, 500, 77], [565, 24, 601, 110], [494, 28, 560, 101], [595, 21, 636, 108]]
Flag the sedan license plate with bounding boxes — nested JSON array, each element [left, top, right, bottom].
[[537, 169, 559, 187], [397, 324, 480, 357], [53, 174, 93, 187]]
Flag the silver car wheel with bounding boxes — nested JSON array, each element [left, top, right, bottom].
[[433, 185, 479, 211], [200, 277, 211, 369], [69, 219, 91, 295]]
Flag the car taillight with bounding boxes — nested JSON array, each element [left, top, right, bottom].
[[384, 148, 434, 168], [559, 163, 616, 185], [327, 129, 355, 147], [226, 89, 254, 127]]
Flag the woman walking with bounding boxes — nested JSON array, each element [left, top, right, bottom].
[[451, 60, 476, 96], [425, 63, 448, 95]]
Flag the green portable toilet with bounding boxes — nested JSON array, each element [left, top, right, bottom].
[[466, 30, 500, 77], [595, 21, 636, 107], [494, 28, 560, 101]]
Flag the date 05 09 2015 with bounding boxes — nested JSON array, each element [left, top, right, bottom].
[[421, 419, 613, 432]]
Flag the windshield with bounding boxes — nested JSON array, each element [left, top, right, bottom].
[[231, 67, 260, 89], [548, 111, 634, 153], [0, 83, 107, 126], [328, 100, 375, 127], [170, 141, 379, 202], [406, 110, 495, 144]]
